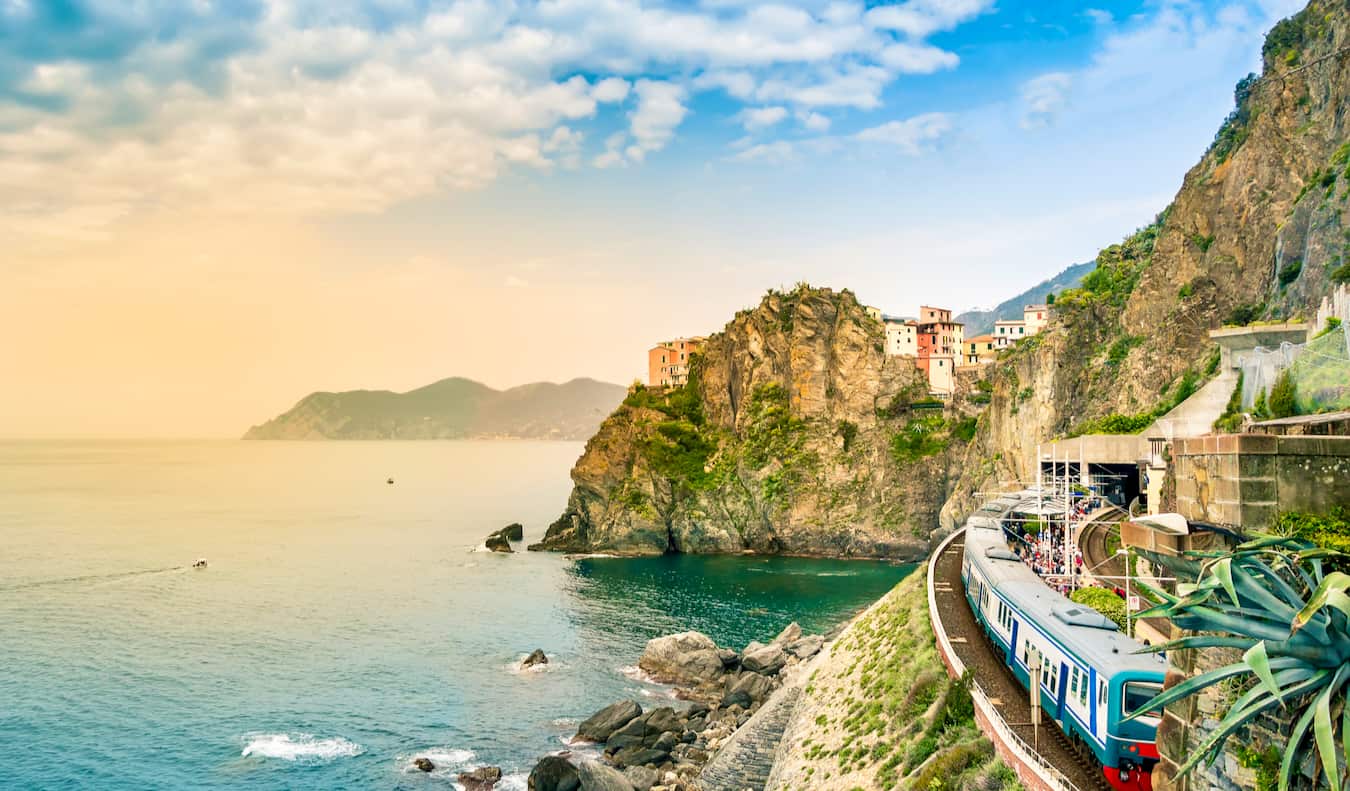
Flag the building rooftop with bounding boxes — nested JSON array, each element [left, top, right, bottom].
[[1249, 410, 1350, 428]]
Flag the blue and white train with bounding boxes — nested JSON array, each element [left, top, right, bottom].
[[960, 502, 1167, 791]]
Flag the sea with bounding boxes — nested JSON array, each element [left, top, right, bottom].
[[0, 440, 915, 790]]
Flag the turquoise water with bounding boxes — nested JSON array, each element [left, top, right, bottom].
[[0, 440, 914, 789]]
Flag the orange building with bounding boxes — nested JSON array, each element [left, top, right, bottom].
[[648, 337, 705, 387], [916, 305, 963, 396]]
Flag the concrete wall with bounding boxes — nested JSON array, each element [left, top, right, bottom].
[[1171, 434, 1350, 530]]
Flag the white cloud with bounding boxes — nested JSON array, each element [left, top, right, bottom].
[[864, 0, 995, 38], [729, 140, 795, 163], [628, 79, 689, 157], [855, 112, 952, 154], [1019, 72, 1072, 129], [1083, 8, 1113, 26], [0, 0, 988, 240], [738, 106, 788, 130], [878, 42, 960, 74], [591, 76, 630, 102], [798, 110, 831, 132], [694, 70, 757, 99]]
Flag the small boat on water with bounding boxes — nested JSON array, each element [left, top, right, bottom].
[[192, 558, 208, 569]]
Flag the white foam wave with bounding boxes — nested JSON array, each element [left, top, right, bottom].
[[241, 733, 362, 762], [565, 553, 619, 559], [617, 665, 660, 684], [817, 571, 858, 577], [497, 773, 529, 791]]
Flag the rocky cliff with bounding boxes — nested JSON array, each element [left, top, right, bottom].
[[531, 286, 974, 558], [243, 377, 624, 440], [943, 0, 1350, 526]]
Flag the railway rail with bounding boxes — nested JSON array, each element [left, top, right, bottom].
[[930, 531, 1114, 791]]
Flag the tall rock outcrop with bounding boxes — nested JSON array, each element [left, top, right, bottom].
[[531, 286, 973, 559], [944, 0, 1350, 526]]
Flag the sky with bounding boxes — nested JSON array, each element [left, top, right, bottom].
[[0, 0, 1307, 437]]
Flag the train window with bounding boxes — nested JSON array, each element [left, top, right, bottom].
[[1123, 682, 1164, 721], [1099, 681, 1107, 707], [1077, 670, 1088, 706]]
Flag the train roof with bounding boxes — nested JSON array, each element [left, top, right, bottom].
[[965, 523, 1166, 676]]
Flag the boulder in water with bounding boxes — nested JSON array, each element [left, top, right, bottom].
[[786, 634, 824, 659], [771, 622, 802, 646], [721, 671, 774, 708], [637, 631, 723, 685], [459, 766, 503, 789], [740, 641, 786, 675], [577, 760, 636, 791], [576, 700, 642, 743], [522, 649, 549, 669], [502, 523, 525, 541], [413, 757, 435, 773], [485, 529, 514, 553], [529, 755, 580, 791]]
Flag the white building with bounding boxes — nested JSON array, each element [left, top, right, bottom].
[[1023, 304, 1050, 335], [882, 315, 918, 357], [994, 319, 1027, 345]]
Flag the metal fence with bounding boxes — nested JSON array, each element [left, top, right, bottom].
[[1238, 324, 1350, 413]]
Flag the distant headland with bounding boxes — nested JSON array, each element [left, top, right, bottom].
[[243, 377, 625, 440]]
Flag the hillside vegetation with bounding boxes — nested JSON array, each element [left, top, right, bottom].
[[243, 377, 625, 440], [532, 285, 978, 558]]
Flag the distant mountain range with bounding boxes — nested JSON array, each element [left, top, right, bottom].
[[955, 261, 1095, 336], [243, 377, 626, 440]]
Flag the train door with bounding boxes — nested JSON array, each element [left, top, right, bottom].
[[1056, 662, 1068, 721]]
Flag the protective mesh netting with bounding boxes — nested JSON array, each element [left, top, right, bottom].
[[1240, 324, 1350, 412]]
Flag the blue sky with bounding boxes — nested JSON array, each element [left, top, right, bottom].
[[0, 0, 1308, 435]]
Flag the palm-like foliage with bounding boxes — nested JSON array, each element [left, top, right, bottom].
[[1127, 535, 1350, 791]]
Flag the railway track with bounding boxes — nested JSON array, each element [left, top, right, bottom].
[[932, 536, 1114, 791]]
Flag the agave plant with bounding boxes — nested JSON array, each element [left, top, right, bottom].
[[1127, 535, 1350, 791]]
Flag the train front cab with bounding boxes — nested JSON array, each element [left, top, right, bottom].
[[1102, 672, 1163, 791]]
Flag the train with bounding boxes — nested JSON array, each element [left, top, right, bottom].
[[960, 495, 1167, 791]]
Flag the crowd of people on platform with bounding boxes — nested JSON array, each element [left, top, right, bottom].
[[1001, 514, 1088, 596]]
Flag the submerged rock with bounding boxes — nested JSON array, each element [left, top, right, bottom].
[[576, 700, 642, 743], [459, 766, 503, 789], [529, 755, 580, 791], [413, 757, 435, 773], [522, 649, 549, 669]]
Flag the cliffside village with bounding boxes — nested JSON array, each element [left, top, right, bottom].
[[647, 303, 1051, 397]]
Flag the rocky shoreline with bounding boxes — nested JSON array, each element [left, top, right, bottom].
[[522, 622, 826, 791]]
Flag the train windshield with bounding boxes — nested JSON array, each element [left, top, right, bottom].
[[1122, 682, 1164, 721]]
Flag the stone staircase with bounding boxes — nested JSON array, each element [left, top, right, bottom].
[[695, 683, 803, 791], [1147, 368, 1239, 440]]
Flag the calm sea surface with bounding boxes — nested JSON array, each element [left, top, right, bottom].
[[0, 440, 914, 790]]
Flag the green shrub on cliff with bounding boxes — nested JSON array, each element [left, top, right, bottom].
[[1272, 507, 1350, 562], [889, 414, 949, 463], [1267, 368, 1298, 417], [1070, 586, 1128, 632]]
